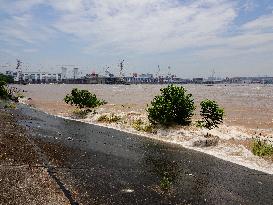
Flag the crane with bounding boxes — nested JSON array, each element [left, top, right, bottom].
[[119, 60, 125, 78], [103, 65, 114, 77]]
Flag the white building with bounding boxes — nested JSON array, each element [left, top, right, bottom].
[[6, 70, 63, 83]]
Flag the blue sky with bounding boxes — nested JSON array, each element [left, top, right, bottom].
[[0, 0, 273, 78]]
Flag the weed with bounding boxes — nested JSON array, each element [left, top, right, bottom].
[[252, 138, 273, 157], [97, 114, 121, 123], [160, 176, 172, 191], [72, 108, 89, 119], [16, 93, 25, 98], [132, 119, 154, 133], [4, 103, 16, 109]]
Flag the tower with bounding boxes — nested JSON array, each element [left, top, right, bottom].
[[61, 67, 67, 80], [73, 67, 79, 79]]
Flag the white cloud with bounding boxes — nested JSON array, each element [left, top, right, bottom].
[[51, 0, 237, 53], [242, 14, 273, 31], [1, 0, 273, 70], [0, 12, 55, 45]]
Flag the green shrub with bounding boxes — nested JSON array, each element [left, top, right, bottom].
[[0, 80, 9, 99], [0, 74, 14, 84], [252, 139, 273, 157], [72, 108, 89, 119], [97, 114, 121, 123], [132, 119, 154, 133], [4, 103, 16, 109], [199, 99, 224, 129], [147, 85, 195, 126], [16, 92, 25, 98], [64, 88, 106, 109], [160, 176, 172, 191]]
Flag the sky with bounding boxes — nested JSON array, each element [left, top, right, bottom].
[[0, 0, 273, 78]]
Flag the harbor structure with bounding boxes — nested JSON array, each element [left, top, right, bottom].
[[6, 70, 62, 83], [4, 63, 273, 84]]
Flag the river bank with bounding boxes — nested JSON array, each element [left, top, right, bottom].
[[8, 103, 273, 204], [15, 84, 273, 174]]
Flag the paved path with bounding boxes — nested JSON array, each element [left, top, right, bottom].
[[17, 105, 273, 205]]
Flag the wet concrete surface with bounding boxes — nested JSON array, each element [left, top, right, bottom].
[[16, 105, 273, 205]]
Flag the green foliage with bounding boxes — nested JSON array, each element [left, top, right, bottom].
[[97, 114, 121, 123], [0, 80, 9, 99], [0, 74, 14, 99], [199, 99, 224, 129], [160, 176, 172, 190], [16, 92, 25, 98], [147, 85, 195, 126], [195, 120, 204, 128], [252, 139, 273, 157], [132, 119, 154, 133], [72, 108, 90, 119], [0, 74, 13, 84], [4, 103, 16, 109], [64, 88, 107, 109]]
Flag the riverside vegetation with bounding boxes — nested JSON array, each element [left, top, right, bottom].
[[64, 85, 225, 129], [198, 99, 224, 129], [0, 74, 22, 108], [146, 84, 224, 130], [147, 85, 195, 126], [64, 85, 273, 160], [252, 138, 273, 157], [64, 88, 107, 116]]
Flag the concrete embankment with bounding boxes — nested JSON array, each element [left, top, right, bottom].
[[2, 103, 272, 205], [0, 105, 70, 205]]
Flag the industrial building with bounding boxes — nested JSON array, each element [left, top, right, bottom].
[[6, 70, 63, 83]]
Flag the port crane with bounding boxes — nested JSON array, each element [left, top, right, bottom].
[[103, 65, 114, 77], [119, 60, 125, 78]]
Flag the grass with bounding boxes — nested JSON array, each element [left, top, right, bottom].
[[195, 120, 204, 128], [4, 103, 16, 109], [97, 114, 121, 123], [16, 93, 25, 98], [252, 138, 273, 157], [159, 176, 172, 191], [132, 119, 154, 133], [72, 108, 89, 119]]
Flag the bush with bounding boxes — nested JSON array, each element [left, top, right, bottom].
[[147, 85, 195, 126], [160, 176, 172, 191], [72, 108, 89, 119], [4, 103, 16, 109], [0, 74, 13, 84], [252, 139, 273, 157], [132, 119, 154, 133], [64, 88, 106, 110], [199, 99, 224, 129], [0, 80, 9, 99], [0, 80, 20, 102], [97, 114, 121, 123]]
